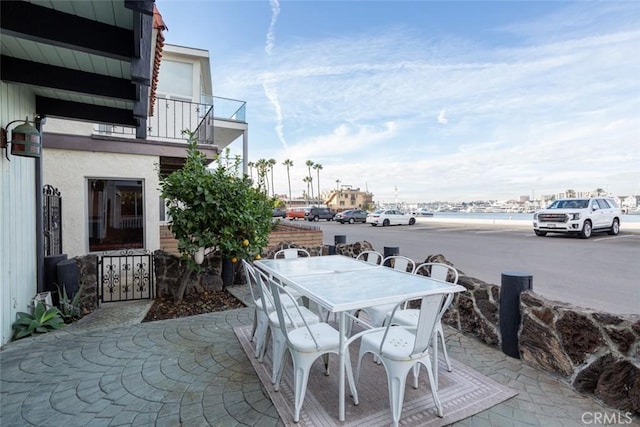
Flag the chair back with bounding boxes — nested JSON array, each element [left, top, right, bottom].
[[267, 276, 321, 350], [385, 290, 455, 356], [274, 248, 311, 259], [242, 259, 273, 318], [415, 262, 459, 284], [382, 255, 415, 273], [241, 259, 261, 306], [356, 250, 383, 265]]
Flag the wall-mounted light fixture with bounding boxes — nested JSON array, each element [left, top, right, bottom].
[[1, 117, 42, 160]]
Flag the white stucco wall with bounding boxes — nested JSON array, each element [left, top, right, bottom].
[[42, 117, 95, 136], [42, 149, 160, 258]]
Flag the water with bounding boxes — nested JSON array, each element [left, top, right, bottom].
[[431, 211, 640, 223]]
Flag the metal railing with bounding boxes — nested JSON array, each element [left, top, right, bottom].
[[94, 96, 246, 143]]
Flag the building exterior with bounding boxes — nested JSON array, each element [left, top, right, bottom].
[[325, 187, 374, 211], [0, 1, 248, 346], [41, 43, 248, 258]]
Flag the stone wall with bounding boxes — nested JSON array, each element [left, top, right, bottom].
[[519, 292, 639, 414]]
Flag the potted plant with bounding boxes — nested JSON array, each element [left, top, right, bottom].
[[160, 132, 273, 301]]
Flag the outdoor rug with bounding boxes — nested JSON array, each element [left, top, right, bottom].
[[234, 324, 517, 426]]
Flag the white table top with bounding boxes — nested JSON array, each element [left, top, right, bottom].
[[255, 255, 464, 313]]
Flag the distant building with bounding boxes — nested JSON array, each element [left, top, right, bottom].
[[325, 187, 374, 211]]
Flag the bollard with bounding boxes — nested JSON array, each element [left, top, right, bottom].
[[334, 235, 346, 245], [499, 272, 533, 358], [43, 254, 68, 305], [56, 259, 80, 299], [383, 247, 399, 266]]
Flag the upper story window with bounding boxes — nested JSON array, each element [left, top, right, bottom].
[[157, 60, 193, 99]]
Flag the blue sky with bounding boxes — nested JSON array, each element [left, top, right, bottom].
[[155, 0, 640, 203]]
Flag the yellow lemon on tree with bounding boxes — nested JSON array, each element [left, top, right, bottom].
[[242, 239, 249, 247], [254, 254, 261, 260], [231, 257, 238, 264]]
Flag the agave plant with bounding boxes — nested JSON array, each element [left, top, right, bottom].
[[56, 284, 82, 324], [12, 302, 65, 340]]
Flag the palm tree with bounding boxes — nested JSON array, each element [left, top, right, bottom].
[[305, 160, 315, 201], [247, 161, 255, 181], [303, 176, 312, 205], [283, 159, 293, 203], [313, 163, 323, 202], [256, 159, 269, 193], [268, 158, 277, 197]]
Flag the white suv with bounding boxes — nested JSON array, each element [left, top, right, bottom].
[[533, 198, 621, 239]]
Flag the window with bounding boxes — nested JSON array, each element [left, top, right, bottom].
[[88, 179, 144, 252], [157, 60, 193, 99]]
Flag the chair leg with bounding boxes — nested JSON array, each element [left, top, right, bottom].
[[250, 308, 258, 341], [271, 328, 288, 390], [437, 322, 453, 372], [385, 362, 413, 427], [423, 360, 443, 417], [255, 313, 269, 359], [290, 352, 319, 423], [412, 363, 420, 389]]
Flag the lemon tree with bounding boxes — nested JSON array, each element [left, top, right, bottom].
[[160, 132, 273, 301]]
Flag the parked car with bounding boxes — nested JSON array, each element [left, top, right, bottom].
[[334, 209, 368, 224], [412, 208, 434, 217], [304, 207, 335, 221], [285, 207, 306, 220], [272, 208, 286, 218], [366, 209, 416, 226], [533, 197, 621, 239]]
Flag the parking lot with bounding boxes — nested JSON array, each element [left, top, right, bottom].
[[301, 218, 640, 315]]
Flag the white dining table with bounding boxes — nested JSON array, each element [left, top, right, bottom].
[[254, 254, 465, 421]]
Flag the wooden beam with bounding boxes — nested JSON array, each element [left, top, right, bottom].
[[0, 1, 133, 60], [36, 96, 137, 127], [1, 56, 136, 101]]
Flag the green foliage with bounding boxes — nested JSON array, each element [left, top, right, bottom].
[[56, 283, 82, 324], [160, 132, 273, 272], [12, 302, 65, 340]]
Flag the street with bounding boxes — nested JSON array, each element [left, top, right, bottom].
[[297, 219, 640, 315]]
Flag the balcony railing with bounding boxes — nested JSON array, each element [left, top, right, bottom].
[[94, 96, 246, 143]]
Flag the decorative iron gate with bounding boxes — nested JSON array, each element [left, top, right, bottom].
[[98, 250, 154, 303], [43, 184, 62, 256]]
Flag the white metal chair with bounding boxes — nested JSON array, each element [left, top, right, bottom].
[[256, 270, 321, 390], [357, 255, 416, 328], [273, 247, 311, 259], [355, 250, 383, 265], [271, 248, 309, 304], [391, 263, 459, 377], [268, 277, 359, 423], [241, 259, 271, 359], [241, 259, 297, 360], [352, 290, 455, 427]]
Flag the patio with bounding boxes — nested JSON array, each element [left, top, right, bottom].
[[0, 284, 622, 426]]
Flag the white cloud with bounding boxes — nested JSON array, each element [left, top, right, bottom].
[[437, 110, 448, 125]]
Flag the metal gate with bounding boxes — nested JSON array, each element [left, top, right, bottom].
[[43, 184, 62, 256], [98, 250, 154, 303]]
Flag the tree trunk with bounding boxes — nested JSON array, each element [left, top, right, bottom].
[[175, 267, 192, 302]]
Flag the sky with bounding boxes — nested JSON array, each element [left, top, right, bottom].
[[155, 0, 640, 203]]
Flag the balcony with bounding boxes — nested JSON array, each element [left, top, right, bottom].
[[94, 96, 247, 149]]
